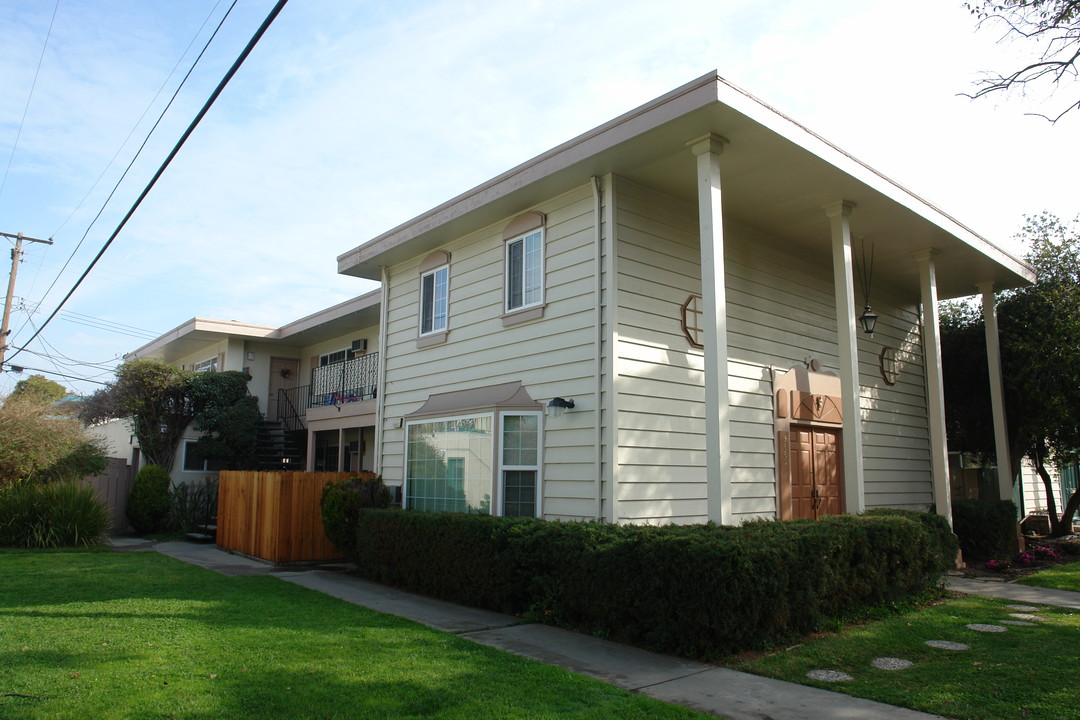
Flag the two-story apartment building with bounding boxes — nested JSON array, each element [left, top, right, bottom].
[[334, 72, 1031, 525], [126, 290, 381, 481]]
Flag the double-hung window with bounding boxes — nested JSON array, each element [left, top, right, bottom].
[[420, 264, 449, 335], [505, 229, 543, 312], [499, 412, 540, 517]]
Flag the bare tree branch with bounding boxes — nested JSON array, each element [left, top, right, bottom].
[[965, 1, 1080, 121]]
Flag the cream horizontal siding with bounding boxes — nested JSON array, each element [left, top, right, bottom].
[[612, 178, 934, 523], [378, 184, 601, 520], [613, 180, 707, 524], [857, 301, 933, 510]]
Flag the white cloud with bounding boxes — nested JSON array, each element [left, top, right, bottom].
[[0, 0, 1076, 395]]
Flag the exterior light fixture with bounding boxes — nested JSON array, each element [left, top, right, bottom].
[[546, 397, 575, 418], [859, 305, 878, 335], [854, 236, 877, 337]]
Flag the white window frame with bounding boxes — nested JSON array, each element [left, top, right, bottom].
[[505, 229, 544, 313], [403, 410, 543, 517], [192, 356, 218, 373], [319, 348, 355, 366], [182, 440, 208, 472], [419, 264, 449, 336], [498, 411, 543, 518]]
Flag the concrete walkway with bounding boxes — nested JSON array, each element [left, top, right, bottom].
[[111, 537, 946, 720], [947, 574, 1080, 609]]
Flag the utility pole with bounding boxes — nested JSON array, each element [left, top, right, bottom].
[[1, 231, 53, 368]]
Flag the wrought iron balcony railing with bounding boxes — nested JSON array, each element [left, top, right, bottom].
[[309, 352, 379, 408], [273, 352, 379, 432]]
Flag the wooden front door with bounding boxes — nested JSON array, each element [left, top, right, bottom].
[[789, 426, 843, 520]]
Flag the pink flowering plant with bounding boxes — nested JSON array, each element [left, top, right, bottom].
[[1031, 544, 1061, 560], [984, 558, 1010, 572]]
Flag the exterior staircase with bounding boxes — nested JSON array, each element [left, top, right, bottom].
[[185, 519, 217, 544], [255, 419, 306, 471]]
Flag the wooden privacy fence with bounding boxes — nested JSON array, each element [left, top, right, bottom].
[[217, 471, 354, 564], [83, 458, 135, 532]]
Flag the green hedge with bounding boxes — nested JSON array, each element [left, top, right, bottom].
[[320, 474, 388, 556], [951, 499, 1017, 561], [347, 509, 954, 660]]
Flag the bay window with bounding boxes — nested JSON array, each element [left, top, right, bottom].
[[404, 410, 542, 516]]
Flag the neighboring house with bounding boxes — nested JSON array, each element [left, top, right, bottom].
[[126, 290, 381, 480], [334, 72, 1033, 525]]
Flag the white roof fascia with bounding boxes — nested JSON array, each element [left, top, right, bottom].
[[125, 318, 277, 360], [275, 288, 381, 340], [709, 76, 1033, 283], [338, 71, 1032, 285], [337, 72, 721, 277]]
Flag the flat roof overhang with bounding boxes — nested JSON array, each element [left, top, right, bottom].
[[338, 72, 1033, 301], [127, 290, 381, 363]]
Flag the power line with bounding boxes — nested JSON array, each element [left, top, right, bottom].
[[6, 0, 290, 367], [14, 0, 239, 339], [47, 0, 231, 242], [0, 363, 109, 386], [0, 0, 60, 206]]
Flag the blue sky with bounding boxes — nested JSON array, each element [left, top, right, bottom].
[[0, 0, 1076, 395]]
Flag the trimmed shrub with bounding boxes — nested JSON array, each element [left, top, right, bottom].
[[320, 473, 387, 555], [952, 499, 1017, 561], [0, 480, 110, 548], [126, 465, 172, 534], [347, 509, 950, 660], [866, 507, 958, 569]]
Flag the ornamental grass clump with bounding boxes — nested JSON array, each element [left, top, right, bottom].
[[0, 480, 110, 548]]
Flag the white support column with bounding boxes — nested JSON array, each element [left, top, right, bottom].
[[914, 249, 952, 524], [825, 202, 866, 514], [978, 282, 1013, 501], [374, 266, 390, 476], [689, 133, 731, 525]]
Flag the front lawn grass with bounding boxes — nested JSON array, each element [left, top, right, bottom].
[[1016, 558, 1080, 592], [0, 551, 708, 720], [724, 593, 1080, 720]]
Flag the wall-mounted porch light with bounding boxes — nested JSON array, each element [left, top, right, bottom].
[[546, 397, 575, 418]]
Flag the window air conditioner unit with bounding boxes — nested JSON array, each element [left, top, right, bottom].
[[351, 339, 367, 352]]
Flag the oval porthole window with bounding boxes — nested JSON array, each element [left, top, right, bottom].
[[879, 346, 899, 386], [681, 294, 704, 349]]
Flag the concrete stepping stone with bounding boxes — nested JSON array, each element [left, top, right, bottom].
[[1001, 620, 1036, 626], [1006, 605, 1040, 611], [925, 640, 970, 650], [1007, 613, 1043, 621], [872, 657, 913, 670], [806, 669, 853, 682], [966, 623, 1007, 632]]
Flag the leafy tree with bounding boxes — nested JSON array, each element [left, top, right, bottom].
[[81, 359, 262, 472], [81, 359, 195, 472], [966, 1, 1080, 121], [7, 374, 67, 406], [0, 393, 107, 484], [942, 213, 1080, 535], [190, 371, 261, 470]]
